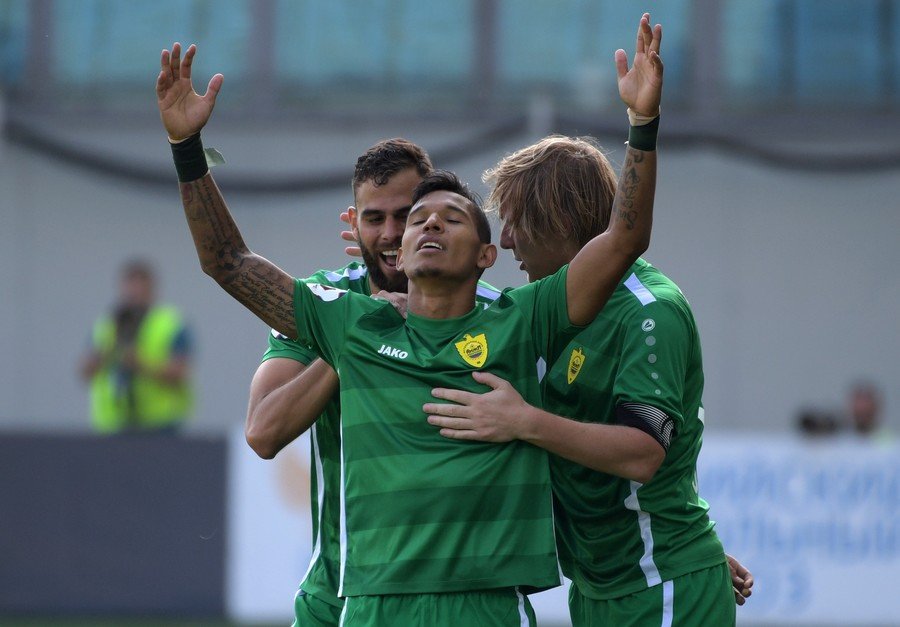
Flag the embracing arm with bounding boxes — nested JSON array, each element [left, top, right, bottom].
[[245, 357, 339, 459], [426, 371, 664, 483], [157, 42, 297, 338], [567, 14, 663, 326], [515, 405, 663, 483]]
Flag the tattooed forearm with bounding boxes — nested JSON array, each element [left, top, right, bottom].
[[609, 146, 656, 253], [178, 174, 298, 338], [220, 256, 297, 336]]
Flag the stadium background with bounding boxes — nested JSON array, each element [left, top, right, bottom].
[[0, 1, 898, 625]]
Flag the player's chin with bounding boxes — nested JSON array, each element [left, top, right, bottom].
[[407, 263, 447, 280]]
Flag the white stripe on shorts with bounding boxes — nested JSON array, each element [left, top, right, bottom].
[[661, 579, 674, 627], [515, 587, 529, 627]]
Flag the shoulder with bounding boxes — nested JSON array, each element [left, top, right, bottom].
[[304, 262, 369, 294], [475, 280, 502, 305], [617, 261, 689, 311]]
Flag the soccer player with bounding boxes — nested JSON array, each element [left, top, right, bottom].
[[244, 139, 501, 626], [424, 17, 741, 627], [155, 10, 659, 622]]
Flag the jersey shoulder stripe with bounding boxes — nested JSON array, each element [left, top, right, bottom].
[[476, 281, 502, 302], [323, 265, 368, 283], [624, 272, 657, 306]]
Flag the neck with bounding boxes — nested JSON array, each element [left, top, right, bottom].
[[407, 277, 477, 319]]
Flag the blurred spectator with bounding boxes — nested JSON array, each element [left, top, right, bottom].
[[78, 260, 193, 434], [846, 381, 887, 439], [796, 407, 840, 437], [796, 381, 890, 442]]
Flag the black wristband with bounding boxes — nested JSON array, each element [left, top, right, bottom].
[[170, 132, 209, 182], [627, 115, 660, 152]]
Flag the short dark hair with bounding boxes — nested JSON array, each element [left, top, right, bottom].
[[121, 258, 155, 282], [411, 170, 492, 244], [352, 138, 433, 195]]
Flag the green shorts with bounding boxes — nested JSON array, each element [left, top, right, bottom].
[[340, 588, 536, 627], [569, 562, 736, 627], [292, 588, 344, 627]]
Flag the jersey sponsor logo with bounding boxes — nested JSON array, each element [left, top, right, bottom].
[[641, 318, 656, 332], [567, 347, 586, 384], [305, 283, 347, 302], [377, 344, 409, 360], [455, 333, 488, 368]]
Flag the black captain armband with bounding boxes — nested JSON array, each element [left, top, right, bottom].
[[626, 115, 660, 152], [170, 132, 209, 182], [616, 402, 675, 452]]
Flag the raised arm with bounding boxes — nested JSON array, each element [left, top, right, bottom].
[[156, 42, 298, 338], [566, 14, 663, 326]]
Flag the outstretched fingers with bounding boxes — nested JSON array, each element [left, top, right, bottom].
[[171, 42, 182, 80], [614, 48, 629, 81], [639, 13, 652, 53], [649, 22, 663, 55], [160, 49, 172, 79], [181, 44, 196, 80], [203, 73, 224, 106]]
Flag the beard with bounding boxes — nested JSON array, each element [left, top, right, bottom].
[[359, 240, 408, 293]]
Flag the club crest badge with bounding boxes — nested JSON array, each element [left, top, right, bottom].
[[567, 347, 586, 384], [455, 333, 488, 368]]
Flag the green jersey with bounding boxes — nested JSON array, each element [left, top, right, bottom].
[[263, 262, 503, 605], [546, 259, 725, 600], [291, 266, 577, 597]]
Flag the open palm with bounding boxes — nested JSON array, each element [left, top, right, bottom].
[[615, 14, 664, 117], [155, 42, 223, 141]]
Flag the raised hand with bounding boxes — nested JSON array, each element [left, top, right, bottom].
[[156, 42, 224, 141], [615, 13, 664, 117]]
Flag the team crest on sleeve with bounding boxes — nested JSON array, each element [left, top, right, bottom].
[[305, 283, 347, 302], [567, 347, 586, 384], [455, 333, 488, 368]]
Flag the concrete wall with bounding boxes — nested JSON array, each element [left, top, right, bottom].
[[1, 122, 897, 436]]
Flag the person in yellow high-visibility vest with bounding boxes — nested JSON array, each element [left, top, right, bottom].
[[79, 260, 193, 434]]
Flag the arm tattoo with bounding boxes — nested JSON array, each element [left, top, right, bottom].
[[179, 176, 298, 338], [615, 150, 640, 230]]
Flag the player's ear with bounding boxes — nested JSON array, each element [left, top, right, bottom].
[[348, 206, 360, 236], [396, 246, 405, 272], [477, 243, 497, 271]]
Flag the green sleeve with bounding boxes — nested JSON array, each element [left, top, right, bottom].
[[261, 329, 317, 365], [613, 299, 692, 430], [292, 279, 356, 367], [264, 262, 369, 365], [505, 264, 578, 363]]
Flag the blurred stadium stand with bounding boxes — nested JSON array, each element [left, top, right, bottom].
[[1, 1, 899, 624]]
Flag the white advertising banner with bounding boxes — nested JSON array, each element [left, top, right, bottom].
[[225, 427, 314, 624], [226, 428, 897, 625], [699, 434, 899, 625]]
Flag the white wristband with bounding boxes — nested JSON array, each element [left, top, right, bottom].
[[627, 107, 660, 126]]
